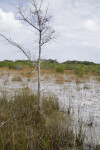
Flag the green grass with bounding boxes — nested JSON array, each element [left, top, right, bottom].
[[0, 91, 85, 150]]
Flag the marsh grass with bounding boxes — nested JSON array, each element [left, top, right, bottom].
[[12, 76, 22, 82], [0, 67, 93, 84], [0, 90, 85, 150]]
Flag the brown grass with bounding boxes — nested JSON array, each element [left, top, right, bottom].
[[0, 67, 97, 85], [12, 76, 22, 82]]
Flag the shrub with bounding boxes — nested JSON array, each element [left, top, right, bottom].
[[8, 63, 17, 69], [66, 64, 74, 70], [74, 67, 84, 77], [56, 66, 65, 73]]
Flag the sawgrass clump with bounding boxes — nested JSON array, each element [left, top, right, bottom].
[[0, 91, 85, 150]]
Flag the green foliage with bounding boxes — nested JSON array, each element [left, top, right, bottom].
[[42, 59, 58, 63], [41, 62, 56, 69], [7, 63, 17, 69], [56, 66, 65, 73], [63, 60, 95, 65], [0, 60, 34, 69], [27, 78, 31, 81], [65, 64, 74, 70], [74, 66, 84, 77]]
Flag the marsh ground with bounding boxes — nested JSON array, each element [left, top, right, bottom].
[[0, 67, 100, 146]]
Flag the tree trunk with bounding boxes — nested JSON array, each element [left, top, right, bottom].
[[38, 31, 41, 113]]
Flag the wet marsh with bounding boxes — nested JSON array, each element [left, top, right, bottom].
[[0, 67, 100, 149]]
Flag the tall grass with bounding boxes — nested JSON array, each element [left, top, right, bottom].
[[0, 91, 85, 150]]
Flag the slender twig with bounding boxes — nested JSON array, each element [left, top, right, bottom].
[[0, 34, 38, 68]]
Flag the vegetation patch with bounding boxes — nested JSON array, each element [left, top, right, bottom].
[[12, 76, 22, 82], [0, 60, 100, 76], [0, 91, 85, 150], [56, 66, 65, 73]]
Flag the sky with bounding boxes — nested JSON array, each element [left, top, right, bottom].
[[0, 0, 100, 63]]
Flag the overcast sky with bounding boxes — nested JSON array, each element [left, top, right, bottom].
[[0, 0, 100, 63]]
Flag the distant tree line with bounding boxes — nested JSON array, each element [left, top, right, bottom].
[[0, 59, 99, 66], [62, 60, 96, 65], [0, 60, 34, 69]]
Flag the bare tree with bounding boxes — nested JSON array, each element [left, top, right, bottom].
[[0, 0, 56, 113]]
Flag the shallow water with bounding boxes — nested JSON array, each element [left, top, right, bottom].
[[0, 73, 100, 145]]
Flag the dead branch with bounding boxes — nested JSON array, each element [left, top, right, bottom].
[[0, 34, 38, 68]]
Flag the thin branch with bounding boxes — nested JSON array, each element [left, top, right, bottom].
[[39, 0, 43, 11], [41, 29, 56, 46], [0, 34, 38, 68], [18, 7, 40, 31]]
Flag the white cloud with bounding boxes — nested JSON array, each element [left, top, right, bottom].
[[0, 9, 22, 33], [83, 20, 97, 31], [0, 8, 38, 59]]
